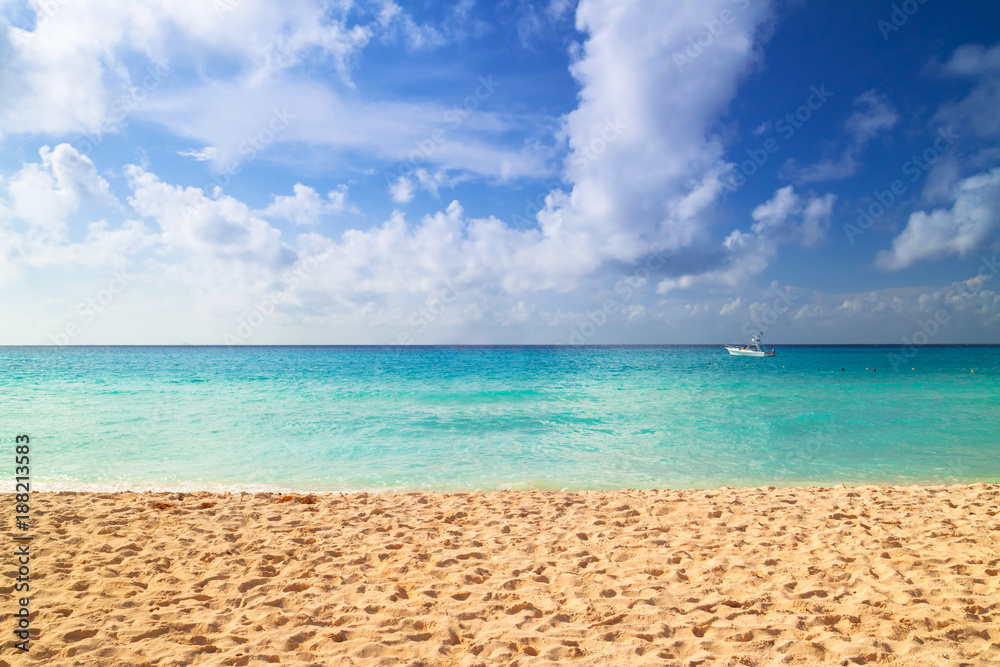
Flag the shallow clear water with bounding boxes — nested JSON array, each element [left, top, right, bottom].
[[2, 346, 998, 492]]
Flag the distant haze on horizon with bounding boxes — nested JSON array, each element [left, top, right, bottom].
[[1, 0, 999, 345]]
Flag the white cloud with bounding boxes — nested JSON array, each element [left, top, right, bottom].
[[933, 43, 1000, 144], [198, 0, 786, 309], [506, 0, 778, 290], [177, 147, 219, 162], [876, 167, 1000, 270], [546, 0, 576, 22], [382, 6, 445, 51], [656, 229, 772, 295], [375, 0, 477, 52], [938, 43, 1000, 77], [2, 151, 997, 343], [139, 77, 550, 178], [751, 186, 835, 248], [387, 168, 466, 203], [504, 300, 533, 324], [17, 1, 991, 344], [0, 1, 373, 137], [922, 157, 962, 203], [3, 144, 114, 235], [36, 218, 155, 272], [0, 144, 151, 277], [872, 43, 1000, 272], [389, 176, 414, 203], [782, 90, 898, 182], [719, 297, 742, 315], [124, 164, 297, 295], [2, 1, 543, 180], [411, 169, 457, 198], [2, 3, 998, 345], [844, 90, 899, 144], [657, 186, 835, 294], [260, 183, 349, 226], [656, 275, 1000, 344]]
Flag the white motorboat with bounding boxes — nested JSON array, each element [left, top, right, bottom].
[[725, 332, 775, 357]]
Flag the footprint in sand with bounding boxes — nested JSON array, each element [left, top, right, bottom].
[[63, 628, 98, 642]]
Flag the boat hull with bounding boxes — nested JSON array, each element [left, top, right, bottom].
[[725, 346, 775, 357]]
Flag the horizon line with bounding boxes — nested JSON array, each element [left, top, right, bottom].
[[2, 344, 998, 349]]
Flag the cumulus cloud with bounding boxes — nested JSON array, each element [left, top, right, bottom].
[[13, 0, 960, 344], [844, 90, 900, 145], [751, 186, 836, 248], [657, 186, 835, 294], [512, 0, 777, 284], [375, 0, 480, 51], [513, 0, 575, 49], [933, 43, 1000, 140], [3, 144, 114, 236], [667, 274, 1000, 344], [389, 176, 415, 203], [124, 165, 298, 294], [824, 276, 1000, 338], [387, 168, 465, 203], [307, 0, 782, 303], [300, 200, 489, 301], [10, 0, 782, 336], [719, 297, 742, 315], [782, 90, 898, 182], [0, 144, 302, 280], [260, 184, 349, 226], [1, 1, 544, 179], [2, 153, 997, 343], [0, 1, 373, 137], [872, 43, 1000, 272], [876, 168, 1000, 270], [0, 144, 150, 277]]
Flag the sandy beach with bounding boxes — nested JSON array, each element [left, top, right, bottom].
[[4, 484, 999, 666]]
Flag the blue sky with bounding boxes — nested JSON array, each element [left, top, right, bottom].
[[1, 0, 999, 344]]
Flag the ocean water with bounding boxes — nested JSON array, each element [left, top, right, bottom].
[[1, 345, 998, 493]]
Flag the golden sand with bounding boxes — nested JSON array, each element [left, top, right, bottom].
[[4, 484, 999, 666]]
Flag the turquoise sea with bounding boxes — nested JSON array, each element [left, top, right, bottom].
[[2, 346, 998, 493]]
